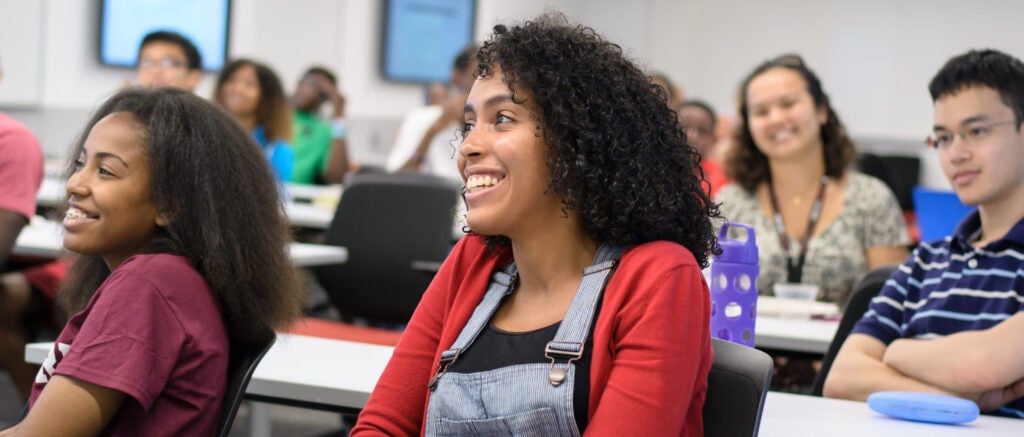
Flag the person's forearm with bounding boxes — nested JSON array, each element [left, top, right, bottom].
[[400, 122, 446, 171], [0, 209, 29, 267], [322, 138, 350, 184], [885, 314, 1024, 393], [824, 335, 955, 401]]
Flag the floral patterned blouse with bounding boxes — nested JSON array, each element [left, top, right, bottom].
[[715, 172, 910, 304]]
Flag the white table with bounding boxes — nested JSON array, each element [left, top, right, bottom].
[[755, 316, 838, 355], [285, 183, 342, 203], [35, 177, 65, 208], [25, 338, 1022, 436], [12, 218, 347, 267], [247, 335, 393, 411], [760, 392, 1023, 436], [284, 202, 335, 229]]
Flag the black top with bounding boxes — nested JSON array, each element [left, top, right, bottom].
[[447, 317, 596, 433]]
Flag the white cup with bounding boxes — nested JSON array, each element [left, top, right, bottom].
[[772, 283, 820, 319], [773, 282, 819, 300]]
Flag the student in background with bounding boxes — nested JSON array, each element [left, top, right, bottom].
[[716, 54, 909, 305], [0, 53, 46, 402], [825, 49, 1024, 419], [290, 66, 350, 185], [214, 59, 295, 183], [651, 71, 684, 109], [1, 87, 303, 435], [385, 45, 479, 182], [678, 99, 730, 196], [135, 30, 203, 91], [354, 12, 717, 435]]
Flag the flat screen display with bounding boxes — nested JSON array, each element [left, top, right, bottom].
[[382, 0, 476, 83], [99, 0, 231, 71]]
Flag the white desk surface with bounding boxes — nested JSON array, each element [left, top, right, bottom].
[[25, 334, 389, 412], [247, 335, 393, 410], [760, 392, 1023, 436], [284, 201, 335, 229], [26, 338, 1021, 435], [754, 316, 838, 354], [285, 183, 342, 202], [35, 177, 64, 208], [13, 218, 347, 267]]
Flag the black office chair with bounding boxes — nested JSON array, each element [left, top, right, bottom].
[[314, 172, 461, 325], [215, 330, 276, 437], [703, 338, 774, 437], [856, 153, 920, 212], [809, 264, 899, 396]]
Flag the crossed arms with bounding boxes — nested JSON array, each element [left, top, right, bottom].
[[824, 311, 1024, 411]]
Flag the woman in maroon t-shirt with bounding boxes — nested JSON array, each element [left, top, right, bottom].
[[2, 87, 304, 436]]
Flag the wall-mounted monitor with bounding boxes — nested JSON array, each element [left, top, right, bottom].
[[382, 0, 476, 83], [99, 0, 231, 71]]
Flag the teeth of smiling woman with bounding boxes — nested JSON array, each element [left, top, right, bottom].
[[467, 176, 499, 189], [65, 207, 86, 220]]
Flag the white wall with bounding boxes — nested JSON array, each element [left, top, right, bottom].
[[0, 0, 656, 161], [3, 0, 1023, 183], [650, 0, 1024, 140]]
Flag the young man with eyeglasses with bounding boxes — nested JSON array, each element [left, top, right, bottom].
[[135, 31, 202, 91], [824, 49, 1024, 419]]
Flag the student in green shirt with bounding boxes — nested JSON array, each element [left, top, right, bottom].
[[291, 66, 350, 184]]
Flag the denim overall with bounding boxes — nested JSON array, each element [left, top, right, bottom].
[[425, 245, 622, 436]]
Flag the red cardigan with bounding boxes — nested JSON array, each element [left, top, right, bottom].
[[352, 234, 712, 436]]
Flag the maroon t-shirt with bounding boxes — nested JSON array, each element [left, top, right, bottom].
[[29, 254, 229, 436]]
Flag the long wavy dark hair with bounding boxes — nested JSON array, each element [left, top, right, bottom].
[[472, 13, 720, 267], [726, 54, 856, 191], [214, 58, 293, 144], [59, 87, 303, 343]]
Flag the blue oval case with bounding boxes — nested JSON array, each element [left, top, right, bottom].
[[867, 391, 979, 424]]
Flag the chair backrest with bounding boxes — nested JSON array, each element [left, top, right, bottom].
[[314, 171, 461, 325], [856, 153, 920, 212], [703, 338, 774, 437], [215, 331, 276, 437], [809, 264, 898, 396]]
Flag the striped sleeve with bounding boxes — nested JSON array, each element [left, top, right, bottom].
[[850, 250, 921, 344]]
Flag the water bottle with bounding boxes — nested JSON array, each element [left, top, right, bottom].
[[709, 223, 759, 347]]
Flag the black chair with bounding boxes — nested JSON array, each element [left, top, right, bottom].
[[855, 153, 920, 212], [215, 330, 276, 437], [703, 338, 774, 437], [314, 172, 461, 325], [809, 264, 899, 396]]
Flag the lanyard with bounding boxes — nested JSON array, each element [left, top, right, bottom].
[[768, 175, 828, 284]]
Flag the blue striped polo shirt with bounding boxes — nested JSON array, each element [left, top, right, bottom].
[[852, 211, 1024, 418]]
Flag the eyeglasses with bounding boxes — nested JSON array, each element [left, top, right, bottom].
[[138, 57, 186, 70], [924, 120, 1018, 149]]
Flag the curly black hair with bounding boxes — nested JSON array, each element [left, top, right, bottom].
[[473, 12, 720, 267], [59, 87, 303, 344], [726, 54, 856, 191]]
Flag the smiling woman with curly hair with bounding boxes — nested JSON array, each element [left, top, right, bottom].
[[354, 12, 718, 436]]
